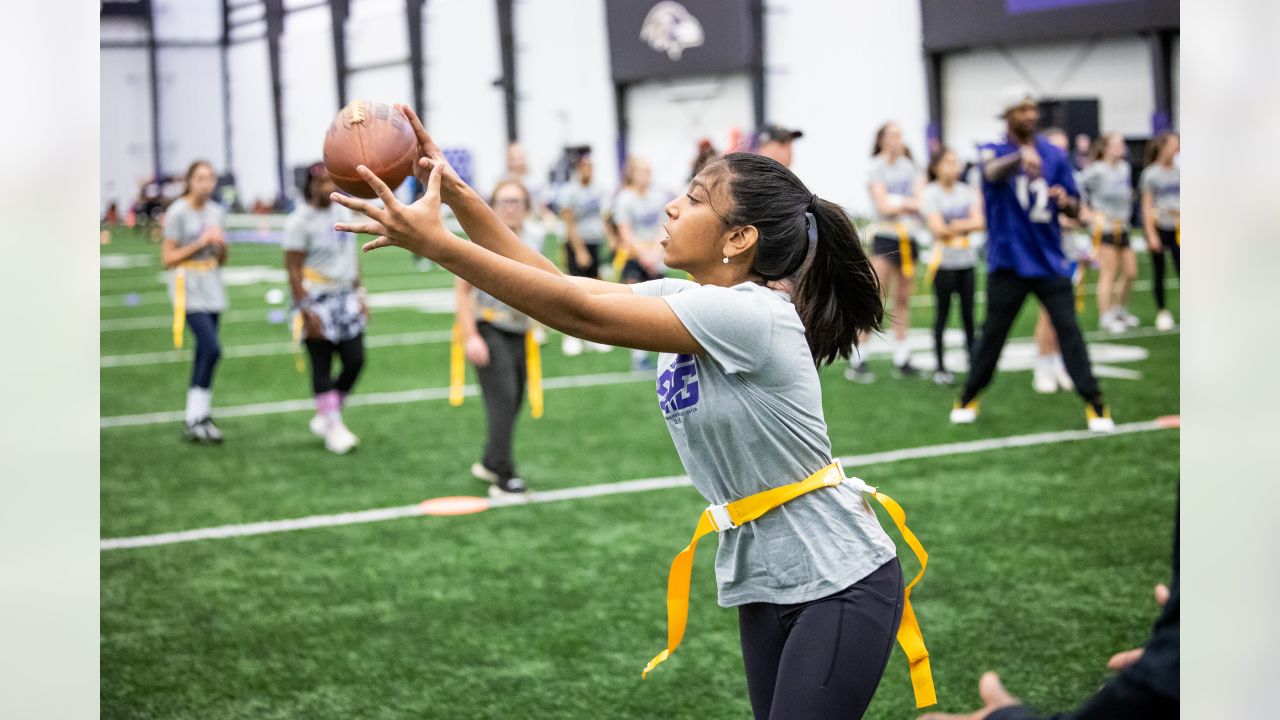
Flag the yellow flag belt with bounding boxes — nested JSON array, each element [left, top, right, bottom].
[[924, 233, 970, 286], [171, 258, 219, 349], [449, 307, 543, 418], [642, 460, 936, 709], [895, 223, 915, 278]]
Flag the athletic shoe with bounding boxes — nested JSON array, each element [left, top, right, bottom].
[[893, 361, 921, 379], [309, 414, 328, 438], [184, 420, 210, 443], [1052, 362, 1075, 392], [950, 397, 979, 424], [488, 475, 528, 499], [843, 362, 875, 384], [1118, 308, 1140, 328], [199, 417, 224, 444], [1032, 365, 1058, 394], [932, 370, 955, 386], [470, 462, 500, 484], [1155, 309, 1175, 332], [562, 336, 585, 357], [324, 420, 359, 454], [1086, 402, 1116, 433], [1104, 315, 1128, 334], [587, 341, 613, 353]]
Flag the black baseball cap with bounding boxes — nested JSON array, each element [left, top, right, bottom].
[[757, 124, 803, 144]]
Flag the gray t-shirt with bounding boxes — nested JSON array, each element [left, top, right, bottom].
[[1140, 163, 1181, 230], [281, 203, 360, 294], [867, 154, 921, 236], [612, 187, 667, 246], [556, 181, 606, 245], [470, 224, 546, 334], [632, 279, 898, 607], [163, 197, 227, 313], [1081, 160, 1134, 228], [920, 181, 979, 270]]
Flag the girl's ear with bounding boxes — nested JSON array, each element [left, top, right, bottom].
[[724, 224, 759, 260]]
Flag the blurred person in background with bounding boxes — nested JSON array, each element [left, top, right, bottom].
[[1083, 132, 1138, 333], [755, 124, 803, 168], [848, 121, 923, 382], [453, 179, 542, 499], [556, 152, 613, 355], [283, 163, 367, 455], [1031, 128, 1093, 394], [691, 138, 720, 179], [950, 89, 1113, 432], [921, 147, 983, 385], [161, 160, 228, 444], [612, 155, 669, 370], [1141, 131, 1180, 332]]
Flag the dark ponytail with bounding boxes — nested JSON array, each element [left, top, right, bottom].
[[711, 153, 883, 367]]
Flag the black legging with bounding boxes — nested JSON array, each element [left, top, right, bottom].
[[738, 558, 903, 720], [185, 312, 221, 389], [932, 268, 976, 373], [305, 335, 365, 395], [1151, 228, 1181, 310], [474, 322, 527, 478]]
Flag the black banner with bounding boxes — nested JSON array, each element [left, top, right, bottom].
[[605, 0, 755, 83], [101, 0, 151, 18], [920, 0, 1178, 51]]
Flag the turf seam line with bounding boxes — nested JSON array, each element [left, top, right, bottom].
[[99, 419, 1174, 551]]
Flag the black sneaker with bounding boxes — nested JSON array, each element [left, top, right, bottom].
[[894, 361, 920, 379], [488, 475, 528, 500], [843, 361, 876, 384]]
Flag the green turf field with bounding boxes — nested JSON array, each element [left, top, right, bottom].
[[100, 226, 1179, 719]]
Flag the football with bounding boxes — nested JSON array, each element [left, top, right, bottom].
[[322, 100, 418, 198]]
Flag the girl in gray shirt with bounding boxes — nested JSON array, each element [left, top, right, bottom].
[[332, 104, 931, 718], [1140, 131, 1180, 331], [161, 160, 228, 444], [1082, 132, 1139, 333]]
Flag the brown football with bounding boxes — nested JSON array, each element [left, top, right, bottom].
[[322, 100, 418, 198]]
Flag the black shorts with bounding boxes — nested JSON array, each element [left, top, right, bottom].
[[565, 242, 601, 278], [1098, 228, 1132, 249], [871, 234, 919, 266], [620, 259, 662, 284]]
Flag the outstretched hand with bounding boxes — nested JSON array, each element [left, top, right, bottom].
[[330, 162, 451, 259], [395, 103, 465, 200]]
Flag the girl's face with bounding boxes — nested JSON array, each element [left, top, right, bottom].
[[492, 184, 528, 230], [188, 165, 216, 200], [880, 124, 903, 155], [629, 159, 651, 188], [935, 151, 960, 183], [660, 169, 734, 274], [1105, 133, 1126, 161], [1162, 135, 1180, 162]]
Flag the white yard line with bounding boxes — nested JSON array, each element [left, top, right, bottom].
[[99, 418, 1176, 551]]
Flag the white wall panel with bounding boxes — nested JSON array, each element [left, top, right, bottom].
[[764, 0, 930, 217], [156, 47, 226, 177], [625, 75, 752, 197], [514, 0, 618, 193], [281, 5, 338, 176], [101, 48, 155, 212], [101, 17, 149, 43], [228, 38, 279, 204], [942, 37, 1155, 161], [152, 0, 222, 42], [423, 0, 506, 193], [348, 64, 412, 108], [347, 0, 408, 68]]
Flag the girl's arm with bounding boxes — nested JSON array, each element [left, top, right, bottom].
[[924, 210, 949, 240], [1141, 188, 1162, 252], [335, 164, 701, 354], [949, 192, 986, 234], [868, 181, 901, 218], [161, 234, 211, 269]]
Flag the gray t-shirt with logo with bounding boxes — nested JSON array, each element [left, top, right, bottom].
[[920, 181, 979, 270], [163, 197, 227, 313], [282, 203, 360, 294], [631, 278, 898, 607], [867, 154, 921, 237], [1081, 160, 1134, 228], [556, 181, 606, 245], [1140, 163, 1180, 230]]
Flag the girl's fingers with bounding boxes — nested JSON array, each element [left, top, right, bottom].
[[424, 162, 443, 200], [335, 221, 385, 235], [398, 104, 437, 154], [362, 236, 395, 253], [330, 191, 383, 221], [356, 165, 397, 204]]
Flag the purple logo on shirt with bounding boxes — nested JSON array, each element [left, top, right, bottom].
[[657, 354, 700, 416]]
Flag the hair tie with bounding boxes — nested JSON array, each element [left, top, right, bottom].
[[805, 212, 818, 252], [807, 194, 819, 213]]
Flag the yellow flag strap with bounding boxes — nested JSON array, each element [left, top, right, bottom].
[[613, 247, 630, 276], [291, 312, 307, 374], [1175, 221, 1180, 247], [449, 323, 466, 407], [171, 259, 219, 349], [896, 224, 914, 278], [1075, 263, 1087, 312], [925, 234, 969, 286], [525, 330, 544, 419], [642, 461, 936, 709]]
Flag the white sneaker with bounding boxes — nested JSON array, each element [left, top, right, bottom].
[[950, 398, 979, 424], [309, 414, 327, 438], [1086, 403, 1116, 433], [1032, 365, 1058, 394], [1052, 362, 1075, 392], [1104, 314, 1128, 334], [1155, 309, 1175, 332], [562, 336, 584, 356], [587, 341, 613, 353], [470, 462, 499, 484], [324, 420, 359, 454], [1119, 308, 1140, 328]]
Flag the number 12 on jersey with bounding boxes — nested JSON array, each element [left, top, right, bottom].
[[1015, 175, 1053, 224]]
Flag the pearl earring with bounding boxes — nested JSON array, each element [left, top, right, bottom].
[[722, 256, 730, 264]]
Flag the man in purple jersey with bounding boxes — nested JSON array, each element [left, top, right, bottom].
[[950, 88, 1114, 432]]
